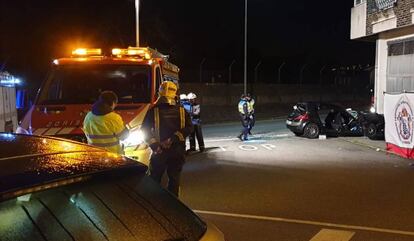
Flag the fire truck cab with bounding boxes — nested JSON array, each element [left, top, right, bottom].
[[17, 47, 180, 165]]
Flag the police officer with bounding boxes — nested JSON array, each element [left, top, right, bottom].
[[246, 93, 255, 135], [141, 81, 193, 197], [180, 93, 191, 113], [83, 91, 129, 154], [238, 94, 250, 141], [187, 92, 205, 152]]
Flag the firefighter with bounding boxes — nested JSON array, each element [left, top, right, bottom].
[[187, 92, 205, 152], [83, 91, 129, 154], [246, 93, 255, 135], [238, 94, 251, 141], [141, 81, 193, 197]]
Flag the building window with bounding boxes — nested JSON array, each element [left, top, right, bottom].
[[369, 0, 397, 12], [388, 39, 414, 56], [354, 0, 366, 6], [387, 38, 414, 93]]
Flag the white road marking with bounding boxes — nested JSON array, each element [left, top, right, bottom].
[[261, 144, 276, 150], [310, 229, 355, 241], [194, 210, 414, 236], [238, 145, 259, 151], [204, 133, 290, 143], [205, 138, 238, 143], [219, 146, 227, 152]]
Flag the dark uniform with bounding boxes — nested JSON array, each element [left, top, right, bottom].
[[247, 95, 255, 135], [141, 96, 193, 196], [238, 96, 250, 141], [188, 98, 205, 152]]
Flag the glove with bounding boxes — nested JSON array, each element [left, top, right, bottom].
[[160, 138, 173, 149], [149, 143, 162, 154]]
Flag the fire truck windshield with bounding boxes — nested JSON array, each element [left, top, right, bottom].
[[38, 64, 152, 105]]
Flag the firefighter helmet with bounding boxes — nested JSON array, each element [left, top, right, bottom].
[[159, 81, 178, 99]]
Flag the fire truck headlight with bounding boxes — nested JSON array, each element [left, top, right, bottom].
[[122, 130, 145, 147], [16, 126, 30, 135], [370, 106, 376, 113]]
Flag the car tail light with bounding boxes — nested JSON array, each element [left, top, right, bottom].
[[294, 113, 309, 121]]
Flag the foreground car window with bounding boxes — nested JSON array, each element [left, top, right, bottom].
[[0, 171, 206, 241]]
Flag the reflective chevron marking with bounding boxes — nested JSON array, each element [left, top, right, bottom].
[[57, 127, 76, 135], [310, 229, 355, 241], [44, 128, 61, 136], [33, 128, 48, 136]]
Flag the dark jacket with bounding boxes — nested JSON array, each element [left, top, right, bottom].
[[142, 103, 193, 153]]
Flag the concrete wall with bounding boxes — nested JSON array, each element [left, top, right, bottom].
[[180, 83, 370, 123], [351, 2, 368, 39]]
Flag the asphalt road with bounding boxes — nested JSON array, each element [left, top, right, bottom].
[[180, 120, 414, 241]]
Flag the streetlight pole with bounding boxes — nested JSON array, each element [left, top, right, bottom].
[[244, 0, 248, 95], [135, 0, 140, 46]]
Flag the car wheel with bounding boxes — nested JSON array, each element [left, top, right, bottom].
[[304, 123, 319, 139], [366, 123, 378, 140]]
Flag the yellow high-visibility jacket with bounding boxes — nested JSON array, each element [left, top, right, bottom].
[[83, 111, 126, 154]]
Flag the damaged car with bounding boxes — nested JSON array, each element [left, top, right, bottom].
[[286, 102, 364, 139]]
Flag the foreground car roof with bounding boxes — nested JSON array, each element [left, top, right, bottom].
[[0, 133, 144, 201]]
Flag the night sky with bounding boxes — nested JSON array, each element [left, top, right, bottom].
[[0, 0, 375, 88]]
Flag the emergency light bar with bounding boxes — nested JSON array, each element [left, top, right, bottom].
[[72, 48, 102, 56], [112, 47, 168, 61]]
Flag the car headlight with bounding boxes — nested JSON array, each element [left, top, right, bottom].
[[370, 106, 376, 113], [122, 130, 145, 147]]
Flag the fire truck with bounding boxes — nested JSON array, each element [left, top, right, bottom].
[[17, 47, 180, 165], [0, 72, 19, 133]]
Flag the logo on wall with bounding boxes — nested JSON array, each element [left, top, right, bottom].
[[395, 96, 414, 145]]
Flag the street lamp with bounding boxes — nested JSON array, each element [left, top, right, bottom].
[[135, 0, 140, 46], [244, 0, 248, 95]]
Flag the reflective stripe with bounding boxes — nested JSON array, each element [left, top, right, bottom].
[[91, 141, 120, 148], [154, 107, 160, 142], [238, 101, 246, 114], [179, 107, 185, 129], [174, 131, 184, 142], [86, 134, 116, 139], [247, 101, 254, 114]]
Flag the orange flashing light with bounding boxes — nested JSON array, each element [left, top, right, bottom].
[[72, 48, 102, 56], [111, 47, 152, 59]]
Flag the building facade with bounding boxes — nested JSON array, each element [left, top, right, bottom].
[[351, 0, 414, 114]]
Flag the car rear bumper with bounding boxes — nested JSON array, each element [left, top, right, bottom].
[[286, 120, 306, 134]]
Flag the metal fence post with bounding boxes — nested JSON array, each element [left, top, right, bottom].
[[229, 59, 236, 84], [278, 61, 285, 84], [199, 58, 206, 83], [254, 60, 262, 83]]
